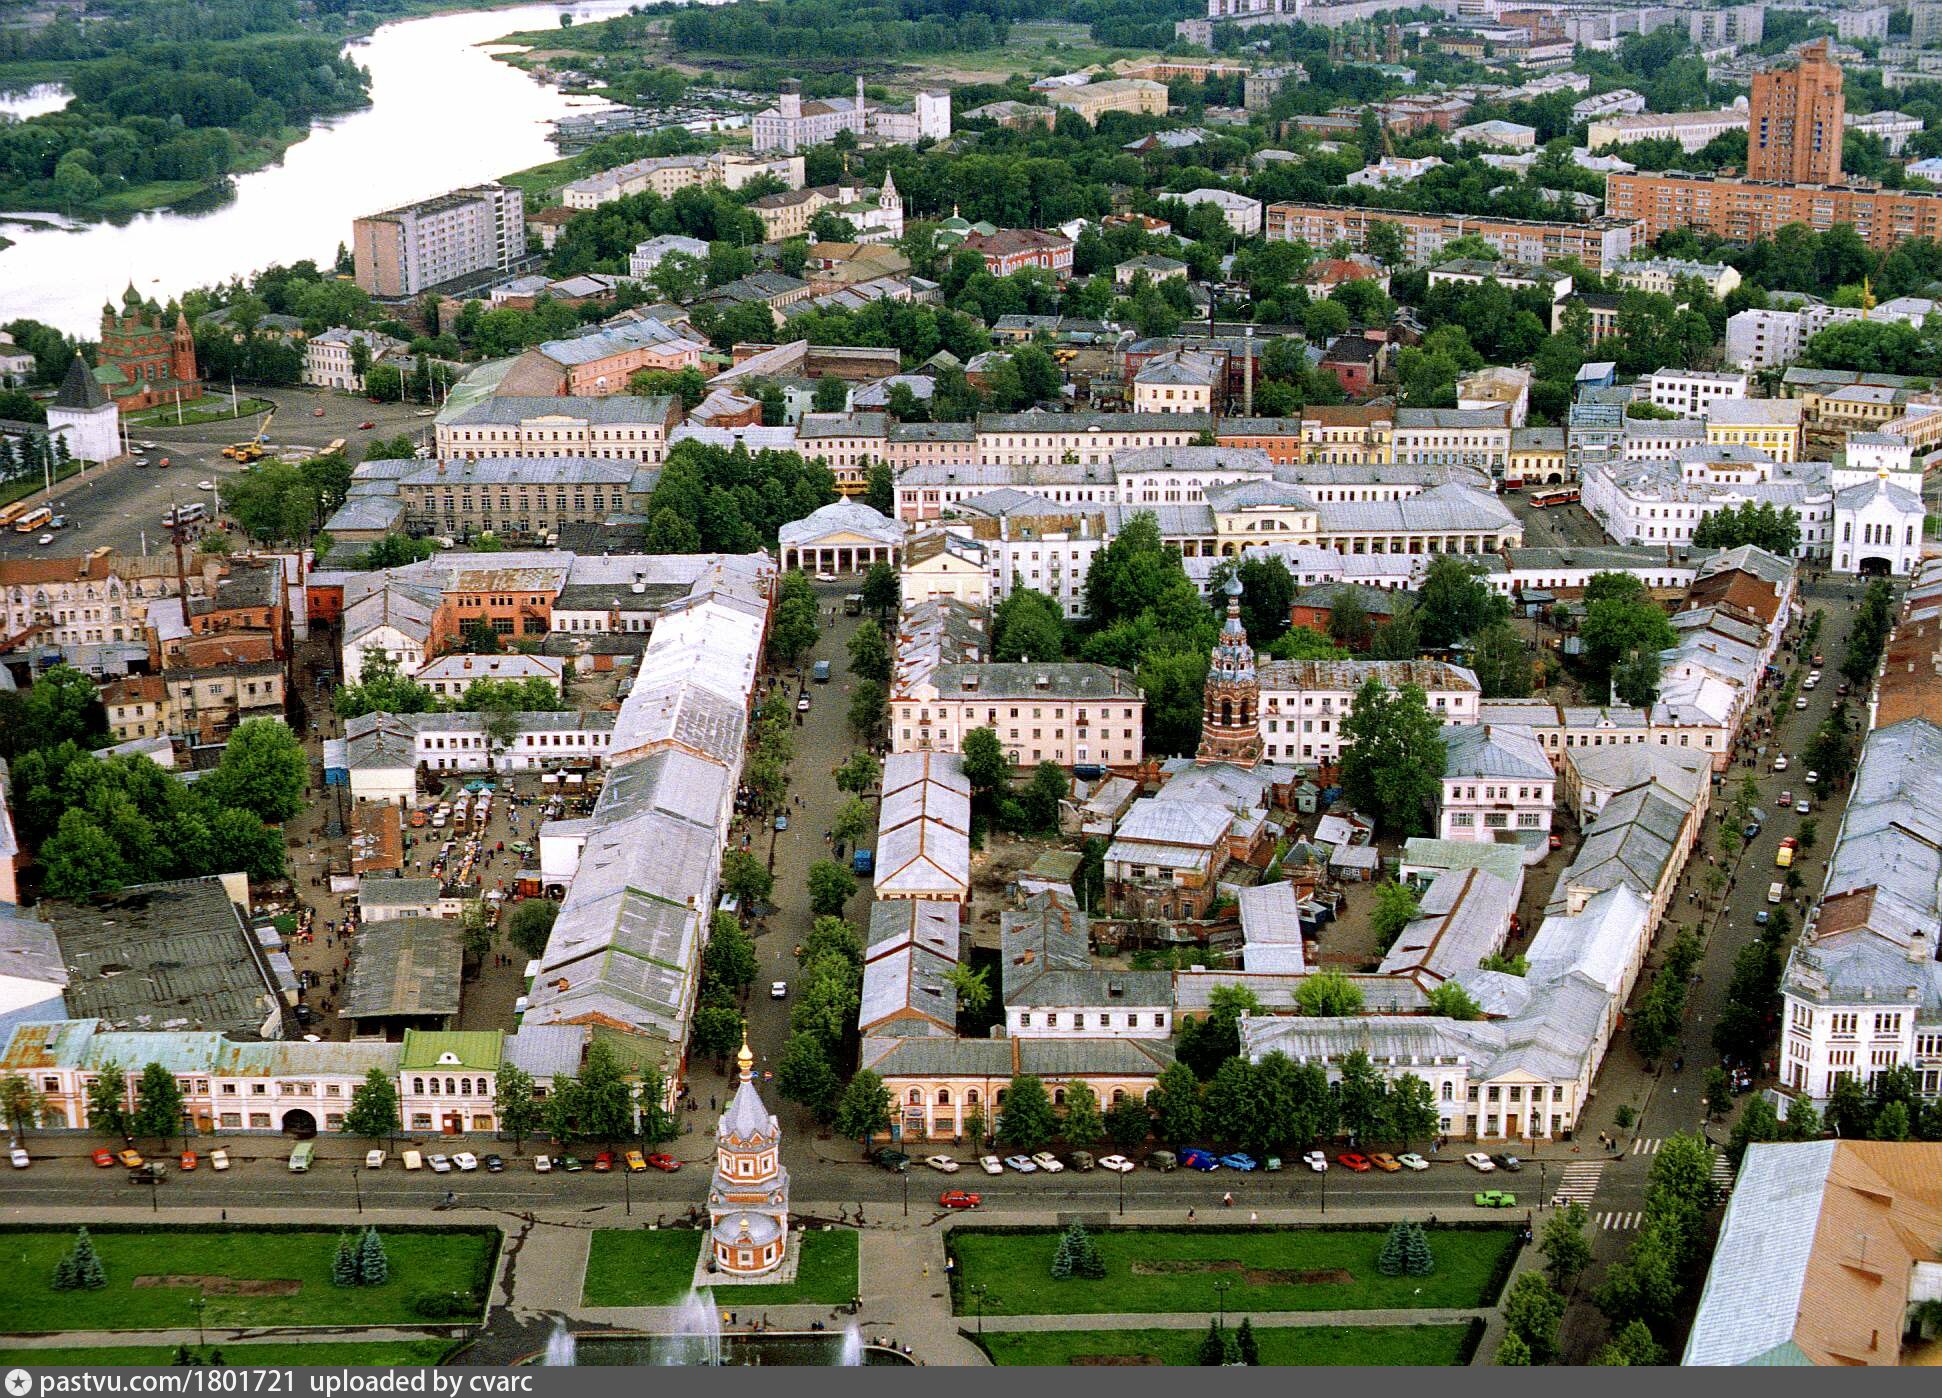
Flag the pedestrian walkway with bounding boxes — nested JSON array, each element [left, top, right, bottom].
[[1595, 1211, 1642, 1232], [1710, 1149, 1736, 1198], [976, 1304, 1495, 1333], [1630, 1137, 1665, 1155], [1550, 1161, 1603, 1208]]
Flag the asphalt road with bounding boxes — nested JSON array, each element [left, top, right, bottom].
[[0, 385, 436, 561]]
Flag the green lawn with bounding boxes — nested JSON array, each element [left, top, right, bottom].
[[0, 1228, 496, 1332], [980, 1323, 1476, 1367], [122, 396, 272, 427], [581, 1228, 857, 1307], [0, 1341, 459, 1367], [949, 1227, 1517, 1316]]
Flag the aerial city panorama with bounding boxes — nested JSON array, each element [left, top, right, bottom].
[[0, 0, 1938, 1375]]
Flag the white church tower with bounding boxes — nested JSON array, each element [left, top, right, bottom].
[[45, 355, 120, 465]]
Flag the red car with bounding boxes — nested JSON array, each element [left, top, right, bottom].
[[1548, 833, 1563, 850], [938, 1189, 981, 1209], [645, 1153, 680, 1172], [313, 407, 326, 417], [358, 421, 376, 430], [1811, 654, 1824, 668], [592, 1150, 614, 1172], [91, 1148, 114, 1168], [1336, 1152, 1372, 1172]]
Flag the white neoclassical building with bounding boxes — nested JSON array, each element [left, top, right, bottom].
[[777, 500, 904, 575]]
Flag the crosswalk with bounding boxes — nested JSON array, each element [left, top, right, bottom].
[[1597, 1211, 1644, 1232], [1631, 1137, 1665, 1155], [1551, 1161, 1604, 1208]]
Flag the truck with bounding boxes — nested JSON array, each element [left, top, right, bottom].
[[852, 848, 874, 875], [843, 593, 863, 616], [812, 660, 832, 683], [223, 407, 276, 462]]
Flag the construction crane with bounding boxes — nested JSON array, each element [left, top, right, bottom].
[[223, 406, 276, 462]]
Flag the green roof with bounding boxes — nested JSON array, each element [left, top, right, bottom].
[[399, 1029, 505, 1071]]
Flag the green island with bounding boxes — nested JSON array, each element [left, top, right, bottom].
[[0, 1226, 499, 1332], [977, 1322, 1481, 1367], [581, 1228, 858, 1308], [947, 1227, 1520, 1316]]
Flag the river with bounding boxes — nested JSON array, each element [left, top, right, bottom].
[[0, 0, 647, 337]]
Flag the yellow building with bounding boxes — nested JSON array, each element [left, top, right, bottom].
[[1509, 426, 1570, 485], [1705, 399, 1802, 464], [1046, 79, 1169, 126]]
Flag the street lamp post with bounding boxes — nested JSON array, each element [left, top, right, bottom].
[[353, 1162, 363, 1215], [1213, 1278, 1232, 1329], [624, 1166, 632, 1217], [969, 1284, 998, 1337], [1116, 1163, 1124, 1217], [194, 1290, 207, 1348], [902, 1168, 909, 1218]]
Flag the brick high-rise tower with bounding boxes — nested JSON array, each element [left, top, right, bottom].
[[1748, 39, 1844, 185], [1196, 573, 1263, 768]]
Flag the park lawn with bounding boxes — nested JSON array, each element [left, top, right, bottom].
[[0, 1228, 495, 1332], [980, 1323, 1475, 1367], [949, 1227, 1516, 1316], [582, 1228, 857, 1307], [122, 396, 272, 427], [0, 1341, 459, 1367]]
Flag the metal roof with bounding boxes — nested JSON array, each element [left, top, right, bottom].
[[344, 918, 463, 1021]]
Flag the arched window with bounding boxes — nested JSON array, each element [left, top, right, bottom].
[[413, 1078, 424, 1094], [967, 1089, 981, 1104], [937, 1089, 952, 1105], [1441, 1082, 1454, 1101], [460, 1078, 472, 1096], [908, 1088, 922, 1105], [445, 1078, 456, 1095], [1111, 1089, 1125, 1103], [1053, 1088, 1065, 1106], [996, 1089, 1007, 1105], [428, 1079, 440, 1095]]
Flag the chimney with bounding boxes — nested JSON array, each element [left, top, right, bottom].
[[1909, 929, 1933, 964], [1564, 883, 1591, 916]]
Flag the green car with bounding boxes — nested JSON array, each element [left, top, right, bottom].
[[560, 1155, 584, 1173], [1474, 1190, 1517, 1208]]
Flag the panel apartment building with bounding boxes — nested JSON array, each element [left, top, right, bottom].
[[1604, 172, 1942, 253], [1264, 203, 1640, 271], [353, 185, 527, 299]]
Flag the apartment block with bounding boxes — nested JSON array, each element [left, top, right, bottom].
[[1748, 40, 1845, 185], [890, 662, 1145, 768], [1265, 203, 1640, 271], [352, 185, 526, 298], [1606, 171, 1942, 255]]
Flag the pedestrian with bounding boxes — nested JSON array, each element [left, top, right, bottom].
[[1187, 1207, 1196, 1221]]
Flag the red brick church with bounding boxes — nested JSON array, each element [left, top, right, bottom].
[[96, 284, 202, 413]]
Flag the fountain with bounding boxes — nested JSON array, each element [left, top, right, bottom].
[[655, 1288, 724, 1367], [838, 1322, 863, 1367], [542, 1321, 576, 1367]]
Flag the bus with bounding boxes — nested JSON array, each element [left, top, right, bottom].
[[0, 502, 31, 528], [1530, 487, 1580, 509], [162, 501, 207, 527], [323, 438, 346, 457], [13, 506, 51, 533]]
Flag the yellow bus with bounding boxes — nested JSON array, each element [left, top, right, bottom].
[[0, 502, 31, 528], [13, 506, 51, 533]]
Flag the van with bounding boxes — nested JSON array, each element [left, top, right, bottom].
[[288, 1143, 315, 1173], [812, 660, 831, 683], [1775, 844, 1794, 869], [843, 593, 863, 616], [1768, 881, 1785, 904], [402, 1149, 424, 1171], [1146, 1150, 1177, 1172]]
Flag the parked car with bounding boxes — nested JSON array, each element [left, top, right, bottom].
[[428, 1154, 452, 1173], [1772, 754, 1789, 772], [453, 1152, 478, 1172], [534, 1155, 553, 1173], [1302, 1150, 1328, 1172], [1548, 832, 1563, 850], [774, 814, 789, 831], [1397, 1153, 1429, 1171], [1796, 696, 1810, 710], [118, 1149, 143, 1168], [1146, 1150, 1177, 1172], [1003, 1155, 1038, 1173], [1806, 770, 1821, 785], [401, 1150, 423, 1171], [770, 981, 788, 999], [875, 1148, 911, 1173], [1464, 1152, 1496, 1172], [1031, 1152, 1064, 1173], [91, 1148, 115, 1168], [483, 1154, 505, 1173], [592, 1151, 613, 1172], [1067, 1151, 1094, 1172], [645, 1154, 680, 1172], [1797, 798, 1811, 815], [1755, 909, 1771, 926], [979, 1155, 1004, 1175], [560, 1155, 583, 1173], [796, 695, 811, 713], [9, 1147, 28, 1169], [1812, 653, 1824, 667], [1779, 790, 1792, 808], [1491, 1154, 1523, 1173], [624, 1150, 647, 1173], [1099, 1154, 1135, 1173], [925, 1155, 960, 1173], [129, 1164, 166, 1184], [1218, 1153, 1258, 1172], [358, 421, 375, 430], [207, 1148, 228, 1171], [364, 1149, 386, 1169], [938, 1189, 981, 1210], [1179, 1148, 1219, 1171], [1368, 1153, 1402, 1172], [1474, 1190, 1518, 1208], [1336, 1152, 1372, 1172]]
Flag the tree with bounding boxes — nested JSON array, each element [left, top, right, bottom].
[[357, 1227, 389, 1286], [1581, 574, 1677, 700], [812, 375, 848, 412], [86, 1060, 128, 1137], [1592, 1320, 1664, 1367], [343, 1067, 400, 1140], [847, 619, 891, 681], [1470, 621, 1532, 699], [865, 462, 894, 515], [1425, 982, 1482, 1021], [835, 751, 882, 794], [991, 587, 1067, 663], [0, 1076, 47, 1139], [506, 898, 560, 959], [1416, 556, 1507, 650], [720, 851, 774, 912], [56, 1228, 105, 1291], [945, 962, 992, 1017], [1105, 1097, 1151, 1150], [1378, 1220, 1411, 1275], [1061, 1080, 1103, 1147], [830, 796, 874, 853], [1494, 1332, 1532, 1366], [1539, 1202, 1592, 1292], [862, 561, 900, 620], [1337, 679, 1447, 836], [1335, 1050, 1387, 1144], [691, 1005, 746, 1063], [1596, 1220, 1682, 1332], [205, 718, 307, 823], [1383, 1073, 1440, 1150], [768, 595, 820, 667], [806, 858, 857, 916], [998, 1074, 1057, 1150], [961, 726, 1010, 817], [457, 899, 495, 965], [1197, 1320, 1228, 1367], [493, 1063, 541, 1152], [848, 679, 886, 739], [575, 1039, 635, 1144], [702, 912, 758, 992], [132, 1061, 184, 1144], [776, 1032, 841, 1124], [332, 1232, 359, 1288], [1294, 970, 1364, 1017], [1022, 760, 1068, 833], [1234, 1317, 1258, 1366], [1151, 1060, 1204, 1145], [1370, 880, 1421, 950], [834, 1069, 891, 1153], [1502, 1272, 1566, 1364]]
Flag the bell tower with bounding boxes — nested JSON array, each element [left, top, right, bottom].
[[1196, 572, 1263, 768]]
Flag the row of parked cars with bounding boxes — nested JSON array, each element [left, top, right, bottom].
[[77, 1144, 686, 1181], [874, 1147, 1498, 1175]]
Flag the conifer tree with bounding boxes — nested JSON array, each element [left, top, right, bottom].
[[332, 1232, 359, 1287], [51, 1251, 77, 1291], [1403, 1221, 1437, 1276], [70, 1227, 106, 1289], [357, 1227, 389, 1286], [1377, 1220, 1408, 1275], [1050, 1227, 1075, 1280], [1235, 1317, 1258, 1366], [1197, 1320, 1227, 1366]]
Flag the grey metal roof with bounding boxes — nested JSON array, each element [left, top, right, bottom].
[[924, 662, 1140, 702], [1378, 867, 1516, 983], [867, 899, 961, 962], [1257, 658, 1479, 694], [1317, 483, 1518, 535], [504, 1023, 588, 1079], [358, 877, 443, 908], [400, 457, 638, 487], [442, 395, 677, 426], [1441, 723, 1552, 782], [859, 943, 959, 1034], [1109, 798, 1233, 851], [344, 917, 463, 1021]]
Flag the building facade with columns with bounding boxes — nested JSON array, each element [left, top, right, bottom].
[[776, 500, 904, 574]]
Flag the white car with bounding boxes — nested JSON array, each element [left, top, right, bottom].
[[196, 479, 214, 490], [925, 1155, 960, 1173], [364, 1149, 385, 1169], [770, 981, 788, 999], [428, 1154, 452, 1173], [453, 1152, 478, 1172], [1004, 1155, 1038, 1173], [814, 572, 836, 583], [978, 1155, 1003, 1175], [1397, 1152, 1430, 1171], [1302, 1150, 1328, 1172], [1772, 755, 1789, 772], [36, 533, 52, 545], [1464, 1151, 1496, 1172], [1796, 696, 1810, 710], [1098, 1154, 1135, 1173], [1797, 798, 1811, 814], [209, 1148, 229, 1171], [9, 1147, 28, 1169], [534, 1154, 553, 1173], [1808, 669, 1822, 684], [1031, 1152, 1064, 1173]]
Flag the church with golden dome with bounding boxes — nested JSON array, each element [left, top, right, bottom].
[[706, 1038, 791, 1278]]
